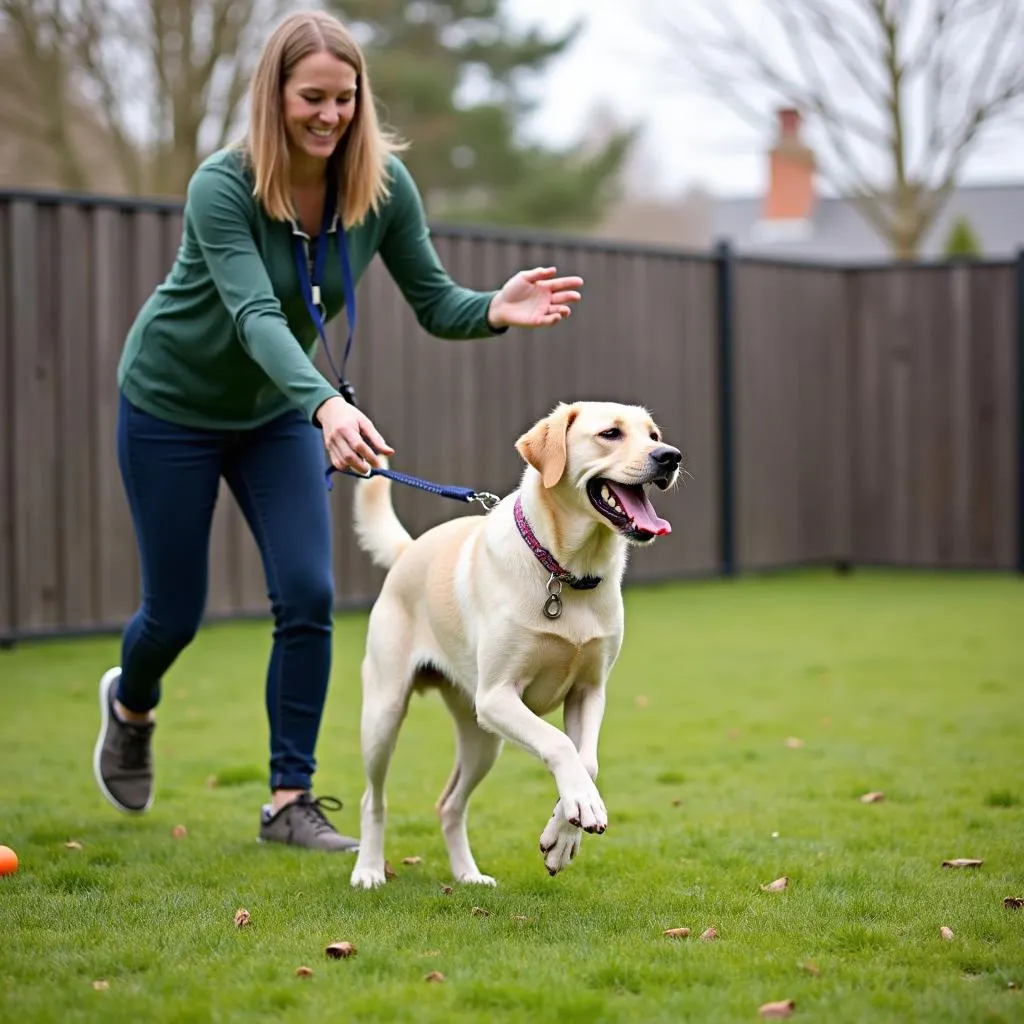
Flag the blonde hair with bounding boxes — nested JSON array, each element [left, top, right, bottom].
[[244, 9, 406, 226]]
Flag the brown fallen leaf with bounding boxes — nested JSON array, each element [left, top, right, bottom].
[[799, 961, 821, 976], [402, 856, 423, 866], [171, 824, 188, 839], [205, 775, 218, 790], [700, 927, 719, 941], [64, 840, 83, 850], [940, 926, 955, 940], [761, 876, 789, 893], [663, 927, 690, 938], [942, 859, 983, 869], [635, 695, 649, 708], [92, 980, 109, 991], [325, 941, 356, 959], [860, 792, 885, 804], [233, 908, 251, 928], [424, 971, 445, 983], [759, 999, 796, 1019], [384, 861, 397, 880], [295, 966, 313, 978], [439, 885, 454, 896], [1003, 896, 1024, 909], [471, 906, 489, 917], [785, 737, 804, 749]]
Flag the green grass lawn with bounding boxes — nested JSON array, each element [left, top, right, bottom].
[[1, 569, 1023, 1023]]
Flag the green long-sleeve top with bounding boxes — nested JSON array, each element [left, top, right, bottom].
[[117, 147, 502, 429]]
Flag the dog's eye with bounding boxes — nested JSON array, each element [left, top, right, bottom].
[[599, 428, 622, 440]]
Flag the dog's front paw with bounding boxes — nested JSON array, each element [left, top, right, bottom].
[[350, 863, 389, 890], [539, 811, 580, 876], [558, 776, 608, 834], [455, 870, 497, 886]]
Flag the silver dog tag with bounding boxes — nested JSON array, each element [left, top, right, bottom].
[[543, 576, 563, 619]]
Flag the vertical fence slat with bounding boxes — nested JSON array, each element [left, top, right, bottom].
[[1017, 250, 1024, 573], [714, 242, 735, 576], [58, 204, 99, 629], [11, 202, 61, 632], [0, 204, 12, 639], [984, 265, 1017, 569]]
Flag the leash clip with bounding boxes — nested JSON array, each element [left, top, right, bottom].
[[470, 491, 500, 511]]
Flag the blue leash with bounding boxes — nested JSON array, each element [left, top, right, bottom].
[[325, 464, 500, 510], [292, 162, 499, 513]]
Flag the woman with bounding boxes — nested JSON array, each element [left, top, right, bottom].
[[93, 8, 583, 851]]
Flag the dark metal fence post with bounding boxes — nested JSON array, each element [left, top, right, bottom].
[[1017, 248, 1024, 574], [714, 239, 736, 577]]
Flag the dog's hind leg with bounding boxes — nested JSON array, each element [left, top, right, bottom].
[[436, 684, 503, 886], [350, 643, 413, 891]]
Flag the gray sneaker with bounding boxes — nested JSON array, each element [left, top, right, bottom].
[[258, 793, 360, 851], [92, 667, 155, 814]]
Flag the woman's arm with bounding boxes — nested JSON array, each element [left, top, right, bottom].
[[377, 157, 583, 338], [376, 157, 506, 340]]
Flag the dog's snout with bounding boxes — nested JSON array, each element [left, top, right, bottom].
[[650, 446, 682, 469]]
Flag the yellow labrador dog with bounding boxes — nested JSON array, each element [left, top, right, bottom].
[[349, 401, 681, 889]]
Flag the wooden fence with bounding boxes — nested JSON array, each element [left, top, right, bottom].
[[0, 190, 1020, 641]]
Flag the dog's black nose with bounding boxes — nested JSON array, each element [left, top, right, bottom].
[[650, 446, 682, 469]]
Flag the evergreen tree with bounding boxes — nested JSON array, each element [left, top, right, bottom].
[[942, 215, 982, 260], [331, 0, 633, 229]]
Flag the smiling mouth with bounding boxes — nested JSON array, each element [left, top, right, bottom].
[[307, 126, 336, 140], [586, 478, 672, 543]]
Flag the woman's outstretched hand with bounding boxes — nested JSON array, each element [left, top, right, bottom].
[[487, 266, 583, 329]]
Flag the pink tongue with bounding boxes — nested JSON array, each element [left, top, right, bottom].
[[608, 484, 671, 535]]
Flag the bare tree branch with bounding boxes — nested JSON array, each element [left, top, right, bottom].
[[0, 0, 285, 195], [643, 0, 1024, 258]]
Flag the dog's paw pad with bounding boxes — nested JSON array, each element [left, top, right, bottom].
[[350, 866, 388, 890]]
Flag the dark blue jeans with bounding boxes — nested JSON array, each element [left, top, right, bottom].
[[116, 392, 334, 791]]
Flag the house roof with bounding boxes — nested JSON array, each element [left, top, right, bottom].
[[712, 182, 1024, 262]]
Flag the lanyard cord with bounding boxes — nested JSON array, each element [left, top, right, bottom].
[[291, 162, 358, 405]]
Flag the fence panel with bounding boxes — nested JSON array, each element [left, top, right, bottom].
[[733, 261, 851, 570], [848, 264, 1017, 568]]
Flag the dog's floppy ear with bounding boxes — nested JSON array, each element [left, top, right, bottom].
[[515, 403, 579, 488]]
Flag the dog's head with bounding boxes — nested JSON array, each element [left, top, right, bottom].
[[515, 401, 682, 546]]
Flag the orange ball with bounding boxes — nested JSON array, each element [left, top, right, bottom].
[[0, 845, 18, 876]]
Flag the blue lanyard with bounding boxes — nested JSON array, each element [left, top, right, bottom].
[[291, 166, 359, 406]]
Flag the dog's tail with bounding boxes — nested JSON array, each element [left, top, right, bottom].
[[352, 461, 414, 570]]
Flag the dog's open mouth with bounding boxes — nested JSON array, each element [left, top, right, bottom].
[[586, 478, 672, 542]]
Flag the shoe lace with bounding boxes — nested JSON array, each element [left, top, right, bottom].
[[119, 723, 152, 771], [294, 794, 344, 836]]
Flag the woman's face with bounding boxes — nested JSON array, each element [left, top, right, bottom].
[[282, 51, 358, 171]]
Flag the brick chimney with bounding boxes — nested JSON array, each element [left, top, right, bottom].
[[762, 107, 816, 221]]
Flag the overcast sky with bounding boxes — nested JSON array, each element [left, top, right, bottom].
[[506, 0, 1024, 199]]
